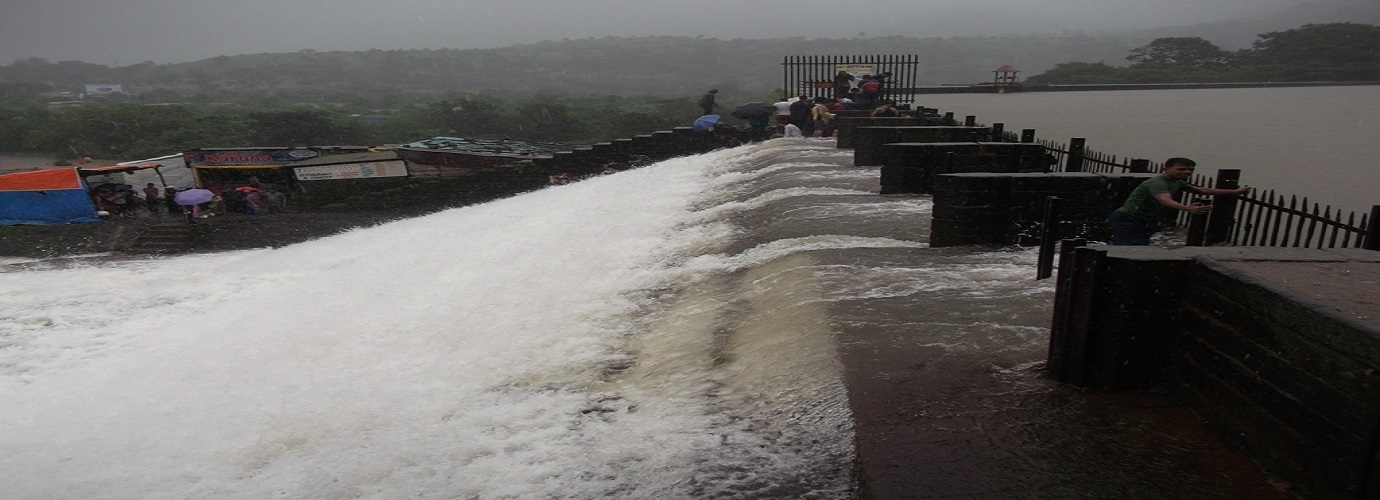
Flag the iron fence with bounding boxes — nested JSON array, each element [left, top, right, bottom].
[[781, 55, 919, 105], [980, 123, 1377, 250], [1224, 191, 1374, 248]]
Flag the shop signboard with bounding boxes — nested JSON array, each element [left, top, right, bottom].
[[185, 149, 321, 166], [294, 160, 408, 181]]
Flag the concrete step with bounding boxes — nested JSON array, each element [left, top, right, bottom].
[[125, 224, 201, 253]]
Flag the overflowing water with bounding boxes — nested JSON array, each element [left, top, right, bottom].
[[0, 139, 1062, 498]]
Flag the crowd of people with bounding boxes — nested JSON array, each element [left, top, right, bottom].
[[696, 71, 907, 145], [90, 175, 289, 223]]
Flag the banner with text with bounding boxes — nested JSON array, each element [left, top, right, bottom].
[[84, 84, 124, 96], [294, 160, 408, 181]]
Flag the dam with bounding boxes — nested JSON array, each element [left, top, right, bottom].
[[0, 139, 1292, 498]]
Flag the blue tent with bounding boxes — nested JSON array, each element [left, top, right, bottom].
[[0, 168, 100, 226]]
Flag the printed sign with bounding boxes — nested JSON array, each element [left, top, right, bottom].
[[834, 64, 876, 76], [84, 84, 124, 96], [186, 149, 320, 165], [294, 160, 408, 181]]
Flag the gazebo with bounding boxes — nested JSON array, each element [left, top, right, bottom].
[[992, 65, 1021, 85]]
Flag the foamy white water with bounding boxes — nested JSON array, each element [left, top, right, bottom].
[[1, 141, 913, 499]]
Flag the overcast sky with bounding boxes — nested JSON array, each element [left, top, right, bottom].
[[0, 0, 1313, 65]]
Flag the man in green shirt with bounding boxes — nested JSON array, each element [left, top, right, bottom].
[[1107, 157, 1251, 245]]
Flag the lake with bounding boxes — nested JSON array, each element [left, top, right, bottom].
[[917, 85, 1380, 216]]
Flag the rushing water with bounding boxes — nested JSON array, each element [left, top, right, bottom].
[[1, 140, 1065, 498], [920, 85, 1380, 216]]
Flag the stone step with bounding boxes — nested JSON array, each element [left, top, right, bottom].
[[125, 224, 201, 253]]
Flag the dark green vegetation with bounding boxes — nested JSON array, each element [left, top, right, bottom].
[[0, 97, 694, 159], [0, 33, 1146, 159], [1026, 23, 1380, 84], [2, 35, 1144, 102]]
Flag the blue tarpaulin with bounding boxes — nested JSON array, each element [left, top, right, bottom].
[[0, 168, 100, 226]]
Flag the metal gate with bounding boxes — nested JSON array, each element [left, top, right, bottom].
[[781, 54, 919, 107]]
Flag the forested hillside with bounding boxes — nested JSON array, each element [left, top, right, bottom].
[[1027, 23, 1380, 84], [1, 13, 1374, 160], [2, 0, 1374, 104], [0, 34, 1143, 104]]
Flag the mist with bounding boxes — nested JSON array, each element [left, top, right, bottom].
[[0, 0, 1318, 65]]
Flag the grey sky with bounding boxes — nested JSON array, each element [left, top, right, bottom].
[[0, 0, 1311, 65]]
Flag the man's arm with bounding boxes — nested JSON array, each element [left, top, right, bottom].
[[1153, 192, 1212, 214], [1158, 185, 1250, 214], [1186, 185, 1251, 196]]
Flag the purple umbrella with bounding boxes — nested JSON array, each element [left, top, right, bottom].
[[693, 114, 720, 132], [173, 188, 214, 206]]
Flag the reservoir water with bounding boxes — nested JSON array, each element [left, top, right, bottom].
[[920, 85, 1380, 216], [1, 139, 1286, 498]]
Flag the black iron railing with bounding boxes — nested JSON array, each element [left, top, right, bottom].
[[781, 55, 920, 105], [983, 126, 1377, 251]]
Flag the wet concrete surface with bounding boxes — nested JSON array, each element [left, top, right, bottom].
[[839, 349, 1293, 499], [1215, 257, 1380, 325], [827, 247, 1332, 499]]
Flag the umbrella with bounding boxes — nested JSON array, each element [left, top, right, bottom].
[[173, 188, 214, 206], [693, 114, 720, 132], [731, 102, 777, 120]]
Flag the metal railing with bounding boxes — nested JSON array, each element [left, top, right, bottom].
[[1222, 191, 1375, 248], [781, 55, 919, 105], [1019, 133, 1376, 250]]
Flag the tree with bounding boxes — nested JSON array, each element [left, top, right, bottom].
[[1024, 62, 1126, 85], [246, 109, 367, 146], [1243, 23, 1380, 66], [1126, 37, 1229, 67], [0, 82, 53, 107]]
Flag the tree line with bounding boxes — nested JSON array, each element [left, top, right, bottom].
[[0, 95, 695, 160], [0, 32, 1147, 160], [1025, 23, 1380, 84], [1, 22, 1374, 161], [0, 33, 1147, 105]]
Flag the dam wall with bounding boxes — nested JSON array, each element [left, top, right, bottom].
[[1048, 244, 1380, 499], [295, 127, 717, 212], [929, 172, 1146, 247]]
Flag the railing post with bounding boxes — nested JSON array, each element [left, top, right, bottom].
[[990, 123, 1004, 142], [1049, 245, 1104, 386], [943, 112, 954, 125], [1064, 138, 1086, 173], [1186, 211, 1209, 246], [964, 115, 976, 127], [1128, 159, 1151, 173], [1036, 196, 1062, 280], [1047, 238, 1085, 374], [1021, 129, 1036, 143], [1364, 205, 1380, 250], [1205, 169, 1242, 246]]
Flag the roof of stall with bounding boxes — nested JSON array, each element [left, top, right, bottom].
[[397, 137, 570, 157], [287, 151, 401, 168], [76, 163, 163, 175]]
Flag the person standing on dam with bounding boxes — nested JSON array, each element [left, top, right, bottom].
[[1106, 157, 1250, 245], [698, 89, 718, 116]]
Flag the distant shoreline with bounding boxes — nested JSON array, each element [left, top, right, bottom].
[[910, 80, 1380, 94]]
